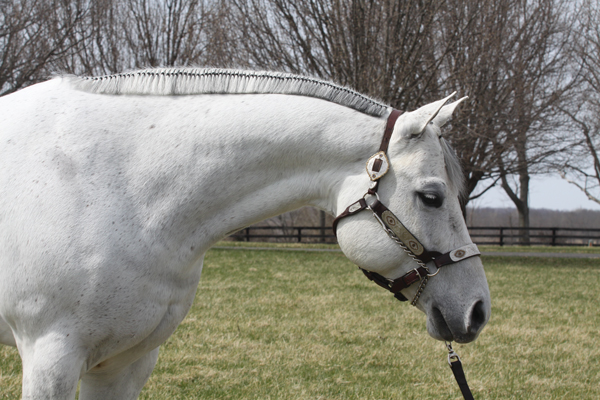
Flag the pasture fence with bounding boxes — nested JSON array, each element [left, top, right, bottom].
[[228, 226, 600, 246]]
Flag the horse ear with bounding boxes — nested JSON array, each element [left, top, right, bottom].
[[395, 92, 457, 139], [431, 96, 468, 129]]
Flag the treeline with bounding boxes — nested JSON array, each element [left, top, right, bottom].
[[466, 208, 600, 229], [2, 0, 600, 232], [261, 206, 600, 230]]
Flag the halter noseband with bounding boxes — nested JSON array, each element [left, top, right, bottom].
[[332, 109, 480, 306]]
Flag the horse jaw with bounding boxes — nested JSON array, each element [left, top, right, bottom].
[[336, 219, 491, 344]]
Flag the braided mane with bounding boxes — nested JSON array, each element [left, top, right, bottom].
[[68, 67, 389, 117]]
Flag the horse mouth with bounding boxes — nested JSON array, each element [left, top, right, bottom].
[[427, 300, 488, 343]]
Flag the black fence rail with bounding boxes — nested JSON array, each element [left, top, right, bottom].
[[229, 225, 600, 246], [468, 227, 600, 246], [229, 226, 337, 243]]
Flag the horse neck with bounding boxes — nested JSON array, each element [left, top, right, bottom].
[[183, 95, 385, 247]]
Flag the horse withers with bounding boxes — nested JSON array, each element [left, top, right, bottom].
[[0, 68, 490, 399]]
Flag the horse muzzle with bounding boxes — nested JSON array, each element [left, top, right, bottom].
[[426, 295, 490, 343]]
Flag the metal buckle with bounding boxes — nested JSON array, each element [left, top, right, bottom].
[[412, 268, 424, 280], [365, 193, 388, 233], [446, 341, 461, 366]]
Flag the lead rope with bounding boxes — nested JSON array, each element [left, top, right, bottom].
[[446, 342, 475, 400], [375, 204, 477, 399]]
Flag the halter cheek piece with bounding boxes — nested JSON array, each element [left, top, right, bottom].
[[332, 109, 481, 306]]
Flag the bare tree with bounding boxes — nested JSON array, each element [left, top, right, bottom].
[[123, 0, 210, 67], [559, 0, 600, 204], [0, 0, 89, 95], [67, 0, 130, 75], [68, 0, 224, 74], [496, 0, 577, 242], [225, 0, 583, 233], [227, 0, 450, 109], [1, 0, 233, 83], [559, 118, 600, 205], [438, 0, 578, 241]]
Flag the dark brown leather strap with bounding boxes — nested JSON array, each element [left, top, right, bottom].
[[360, 267, 428, 302], [369, 199, 440, 264], [369, 199, 481, 268], [433, 253, 454, 268], [389, 267, 429, 293], [332, 198, 368, 235], [333, 109, 402, 236], [379, 109, 403, 153]]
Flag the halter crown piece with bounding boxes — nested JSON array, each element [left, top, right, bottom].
[[332, 108, 481, 306]]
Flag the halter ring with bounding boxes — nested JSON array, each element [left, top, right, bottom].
[[363, 190, 380, 205], [427, 264, 442, 277]]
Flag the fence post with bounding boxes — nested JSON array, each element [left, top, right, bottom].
[[297, 227, 302, 243], [245, 227, 250, 242], [499, 228, 504, 246], [551, 228, 557, 246], [320, 210, 326, 243]]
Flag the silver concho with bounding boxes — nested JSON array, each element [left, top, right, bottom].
[[453, 249, 466, 258], [366, 151, 390, 181], [408, 240, 420, 252]]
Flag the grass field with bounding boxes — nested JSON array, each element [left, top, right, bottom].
[[1, 246, 599, 399]]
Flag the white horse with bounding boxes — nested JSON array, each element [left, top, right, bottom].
[[0, 68, 490, 399]]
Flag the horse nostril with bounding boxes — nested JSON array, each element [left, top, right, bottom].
[[468, 300, 487, 334], [431, 306, 453, 341], [429, 301, 489, 343]]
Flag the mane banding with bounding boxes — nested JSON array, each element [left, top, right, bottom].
[[68, 67, 389, 117]]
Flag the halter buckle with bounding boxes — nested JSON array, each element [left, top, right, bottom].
[[412, 267, 424, 280]]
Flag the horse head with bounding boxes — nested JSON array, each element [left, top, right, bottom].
[[335, 95, 491, 344]]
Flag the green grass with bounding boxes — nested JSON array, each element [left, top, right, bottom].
[[216, 240, 600, 254], [1, 248, 600, 399], [478, 245, 600, 254], [214, 240, 341, 250]]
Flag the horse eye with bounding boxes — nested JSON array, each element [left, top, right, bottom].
[[418, 192, 444, 208]]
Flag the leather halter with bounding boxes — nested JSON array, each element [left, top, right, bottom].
[[332, 109, 481, 305]]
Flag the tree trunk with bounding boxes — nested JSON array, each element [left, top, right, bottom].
[[517, 173, 530, 245], [501, 148, 531, 245]]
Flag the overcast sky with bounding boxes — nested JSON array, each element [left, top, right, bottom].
[[470, 175, 600, 211]]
